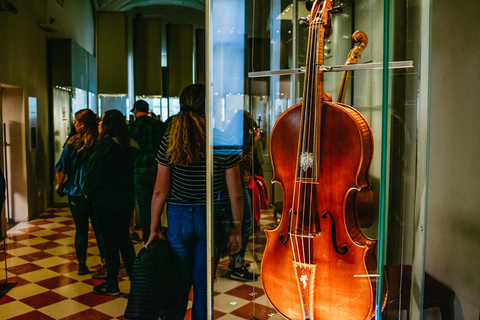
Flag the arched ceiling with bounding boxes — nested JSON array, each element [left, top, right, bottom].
[[92, 0, 205, 12]]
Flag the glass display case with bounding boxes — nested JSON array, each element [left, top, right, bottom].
[[206, 0, 431, 319], [72, 88, 88, 115], [98, 94, 129, 116], [132, 96, 179, 122], [88, 91, 97, 113], [52, 86, 72, 204]]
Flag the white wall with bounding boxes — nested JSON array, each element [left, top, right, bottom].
[[427, 1, 480, 318], [45, 0, 95, 54], [0, 0, 94, 219], [2, 88, 28, 222]]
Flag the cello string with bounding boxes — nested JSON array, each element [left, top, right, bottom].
[[308, 7, 322, 266], [305, 11, 320, 265], [292, 7, 316, 268], [307, 18, 316, 267], [304, 8, 322, 267], [293, 17, 312, 267], [304, 14, 317, 266]]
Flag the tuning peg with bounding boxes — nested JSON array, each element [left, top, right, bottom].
[[329, 6, 343, 14], [299, 17, 310, 27]]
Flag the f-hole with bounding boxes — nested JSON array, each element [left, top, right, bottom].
[[322, 211, 348, 255]]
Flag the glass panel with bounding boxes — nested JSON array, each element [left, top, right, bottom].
[[133, 96, 163, 120], [168, 97, 180, 117], [28, 97, 37, 151], [161, 98, 169, 122], [208, 0, 260, 318], [208, 0, 429, 319], [98, 94, 128, 116], [52, 86, 71, 204], [88, 92, 97, 113], [72, 88, 88, 115]]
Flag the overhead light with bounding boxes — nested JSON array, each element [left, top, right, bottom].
[[38, 17, 60, 32], [38, 23, 60, 32]]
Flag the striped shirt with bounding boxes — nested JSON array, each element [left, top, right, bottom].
[[156, 128, 241, 205]]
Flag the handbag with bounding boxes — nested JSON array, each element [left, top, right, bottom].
[[124, 240, 184, 320]]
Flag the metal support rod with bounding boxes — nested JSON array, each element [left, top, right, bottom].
[[248, 60, 414, 78]]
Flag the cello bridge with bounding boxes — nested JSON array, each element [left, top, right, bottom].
[[291, 230, 319, 238]]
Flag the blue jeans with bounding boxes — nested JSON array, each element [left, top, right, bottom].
[[229, 182, 253, 267], [167, 203, 207, 320]]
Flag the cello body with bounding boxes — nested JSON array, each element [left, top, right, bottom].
[[262, 102, 377, 320], [260, 1, 381, 319]]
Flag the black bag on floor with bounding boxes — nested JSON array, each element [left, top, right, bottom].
[[124, 240, 184, 320]]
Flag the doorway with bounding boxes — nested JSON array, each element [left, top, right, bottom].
[[0, 85, 29, 227]]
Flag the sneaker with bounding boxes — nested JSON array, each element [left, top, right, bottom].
[[229, 266, 258, 282], [228, 263, 250, 272], [78, 262, 91, 275], [130, 232, 142, 243], [93, 282, 120, 296], [92, 264, 107, 280]]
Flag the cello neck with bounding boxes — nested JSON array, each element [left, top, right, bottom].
[[336, 31, 368, 103], [297, 0, 334, 182]]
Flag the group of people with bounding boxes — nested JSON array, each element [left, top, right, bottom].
[[55, 108, 141, 295], [55, 84, 261, 319]]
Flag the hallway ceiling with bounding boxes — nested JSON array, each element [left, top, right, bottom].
[[91, 0, 205, 12]]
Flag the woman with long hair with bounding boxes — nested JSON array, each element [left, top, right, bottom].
[[146, 84, 244, 319], [55, 109, 106, 276], [84, 109, 139, 295]]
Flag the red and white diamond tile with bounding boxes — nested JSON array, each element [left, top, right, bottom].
[[0, 206, 282, 319]]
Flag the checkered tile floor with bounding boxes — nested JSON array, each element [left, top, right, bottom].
[[0, 206, 284, 319]]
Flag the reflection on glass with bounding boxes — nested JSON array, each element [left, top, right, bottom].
[[207, 0, 428, 318]]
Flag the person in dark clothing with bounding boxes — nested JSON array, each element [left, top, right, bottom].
[[55, 109, 106, 276], [128, 100, 164, 243], [84, 110, 139, 296], [253, 128, 264, 178], [226, 111, 258, 282]]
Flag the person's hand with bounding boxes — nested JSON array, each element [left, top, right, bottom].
[[254, 128, 261, 141], [55, 184, 60, 191], [227, 229, 242, 254], [145, 229, 166, 248]]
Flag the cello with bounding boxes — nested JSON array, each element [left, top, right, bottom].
[[336, 30, 368, 103], [336, 31, 376, 229], [261, 1, 382, 319]]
